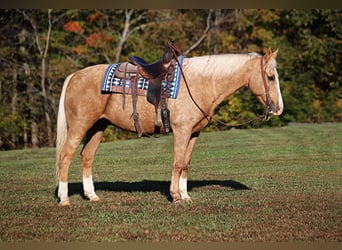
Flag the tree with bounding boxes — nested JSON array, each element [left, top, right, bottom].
[[0, 9, 341, 150], [18, 9, 69, 147], [0, 9, 27, 149]]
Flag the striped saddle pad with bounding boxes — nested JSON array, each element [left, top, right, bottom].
[[101, 56, 185, 99]]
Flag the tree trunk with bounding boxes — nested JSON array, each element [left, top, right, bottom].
[[20, 9, 54, 147], [114, 9, 134, 63], [31, 119, 39, 149], [11, 63, 18, 148], [41, 9, 53, 147], [23, 122, 28, 148]]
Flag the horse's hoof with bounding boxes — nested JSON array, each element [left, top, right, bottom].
[[172, 198, 183, 205], [58, 199, 71, 207], [172, 197, 193, 206], [89, 195, 100, 202], [183, 197, 193, 203]]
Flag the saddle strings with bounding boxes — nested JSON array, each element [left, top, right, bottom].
[[168, 41, 270, 128]]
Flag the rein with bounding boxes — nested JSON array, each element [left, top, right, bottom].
[[168, 41, 211, 122], [168, 41, 270, 128]]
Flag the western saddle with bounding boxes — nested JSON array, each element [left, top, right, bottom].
[[114, 40, 181, 136]]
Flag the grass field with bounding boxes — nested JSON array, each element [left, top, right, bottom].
[[0, 124, 341, 242]]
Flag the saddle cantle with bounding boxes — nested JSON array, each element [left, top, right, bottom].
[[128, 47, 173, 79], [114, 62, 137, 79]]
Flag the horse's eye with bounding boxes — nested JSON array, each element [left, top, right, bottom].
[[267, 75, 275, 81]]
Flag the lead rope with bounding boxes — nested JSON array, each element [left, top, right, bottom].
[[168, 41, 270, 128]]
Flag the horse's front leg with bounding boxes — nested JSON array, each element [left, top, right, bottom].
[[170, 130, 199, 203], [170, 130, 190, 203], [178, 131, 200, 202]]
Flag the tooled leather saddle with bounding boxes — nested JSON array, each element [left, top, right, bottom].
[[114, 40, 182, 137]]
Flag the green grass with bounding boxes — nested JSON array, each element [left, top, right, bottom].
[[0, 124, 341, 242]]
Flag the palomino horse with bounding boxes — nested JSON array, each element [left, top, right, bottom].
[[56, 48, 283, 206]]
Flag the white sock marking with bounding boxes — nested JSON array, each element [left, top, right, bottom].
[[83, 176, 99, 201], [179, 176, 190, 200], [58, 181, 68, 203]]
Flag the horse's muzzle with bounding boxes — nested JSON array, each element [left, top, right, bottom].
[[268, 101, 283, 116]]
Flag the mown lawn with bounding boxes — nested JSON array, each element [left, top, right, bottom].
[[0, 124, 341, 242]]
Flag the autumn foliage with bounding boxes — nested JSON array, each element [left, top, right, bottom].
[[86, 31, 112, 49], [0, 9, 340, 150], [63, 21, 84, 34]]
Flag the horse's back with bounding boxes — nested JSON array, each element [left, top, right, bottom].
[[71, 64, 109, 83]]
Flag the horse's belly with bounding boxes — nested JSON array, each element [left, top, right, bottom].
[[104, 94, 157, 133]]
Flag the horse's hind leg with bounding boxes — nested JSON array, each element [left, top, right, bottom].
[[81, 119, 109, 201], [58, 129, 84, 206]]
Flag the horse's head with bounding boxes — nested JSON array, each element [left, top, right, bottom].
[[248, 48, 283, 116]]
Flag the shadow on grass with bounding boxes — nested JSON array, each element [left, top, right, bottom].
[[55, 179, 249, 202]]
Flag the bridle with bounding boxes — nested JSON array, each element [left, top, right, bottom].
[[168, 41, 271, 127], [260, 56, 272, 115]]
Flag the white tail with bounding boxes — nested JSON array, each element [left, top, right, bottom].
[[55, 74, 74, 182]]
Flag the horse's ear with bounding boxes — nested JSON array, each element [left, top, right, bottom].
[[272, 49, 279, 59], [264, 48, 278, 61], [264, 48, 273, 61]]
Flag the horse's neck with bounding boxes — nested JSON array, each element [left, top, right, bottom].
[[210, 71, 249, 109], [186, 54, 255, 115]]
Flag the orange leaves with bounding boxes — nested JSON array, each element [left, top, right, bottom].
[[87, 12, 105, 22], [64, 19, 112, 49], [63, 21, 84, 35], [86, 31, 112, 49], [72, 46, 86, 56]]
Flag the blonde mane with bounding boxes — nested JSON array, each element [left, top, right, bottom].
[[184, 53, 261, 78]]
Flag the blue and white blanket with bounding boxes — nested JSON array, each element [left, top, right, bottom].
[[101, 56, 185, 99]]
